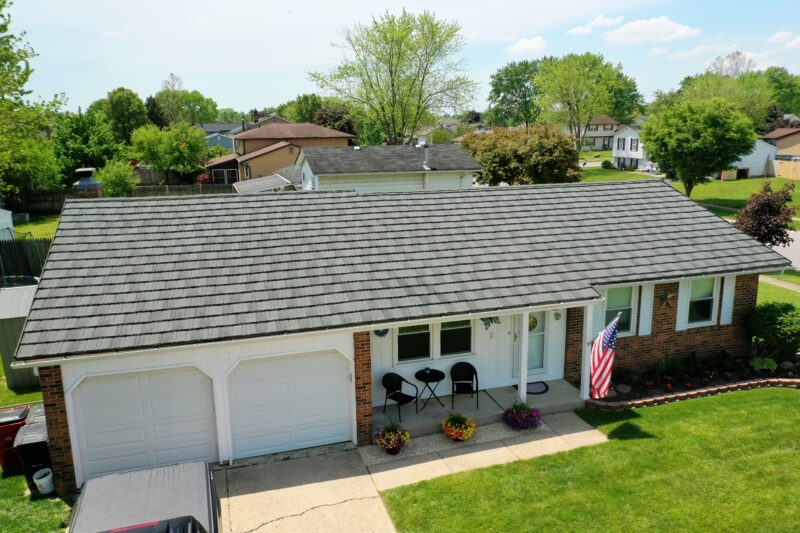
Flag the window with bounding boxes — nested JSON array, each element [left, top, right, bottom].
[[397, 324, 430, 361], [631, 138, 639, 152], [604, 124, 614, 131], [527, 312, 545, 371], [688, 278, 716, 324], [440, 320, 472, 356], [606, 286, 636, 334], [617, 138, 625, 150], [588, 124, 598, 131]]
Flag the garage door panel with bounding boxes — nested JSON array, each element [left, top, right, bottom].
[[74, 367, 218, 482], [229, 352, 352, 459]]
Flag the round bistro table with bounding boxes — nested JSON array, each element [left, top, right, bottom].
[[415, 368, 446, 411]]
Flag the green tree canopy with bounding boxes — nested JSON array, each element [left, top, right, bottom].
[[310, 9, 477, 144], [130, 122, 207, 183], [145, 95, 167, 128], [487, 60, 544, 127], [641, 98, 757, 197], [89, 87, 149, 144], [608, 70, 644, 124], [764, 66, 800, 115], [95, 159, 137, 197], [314, 106, 357, 136], [460, 124, 580, 186], [53, 109, 122, 183], [217, 107, 243, 123], [680, 71, 774, 129], [154, 74, 219, 125], [535, 53, 633, 151]]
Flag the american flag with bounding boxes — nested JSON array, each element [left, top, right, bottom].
[[590, 314, 621, 400]]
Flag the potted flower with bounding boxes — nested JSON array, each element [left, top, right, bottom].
[[503, 402, 541, 430], [441, 413, 476, 442], [374, 423, 411, 455]]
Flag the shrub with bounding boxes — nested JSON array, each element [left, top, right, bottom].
[[750, 302, 800, 360], [95, 160, 137, 197], [601, 159, 613, 169], [613, 367, 642, 384], [734, 181, 796, 247], [195, 173, 211, 185], [503, 402, 541, 430], [750, 357, 778, 373]]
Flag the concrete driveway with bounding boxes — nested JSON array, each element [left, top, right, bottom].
[[215, 450, 395, 533]]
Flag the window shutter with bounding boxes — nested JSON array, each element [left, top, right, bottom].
[[675, 280, 690, 331], [720, 275, 736, 325], [639, 283, 654, 336]]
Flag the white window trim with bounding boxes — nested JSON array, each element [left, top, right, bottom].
[[602, 286, 639, 337], [392, 320, 477, 366], [676, 277, 721, 330]]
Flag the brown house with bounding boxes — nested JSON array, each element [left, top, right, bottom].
[[205, 123, 354, 183], [762, 128, 800, 156]]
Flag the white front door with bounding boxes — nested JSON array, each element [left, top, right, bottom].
[[512, 311, 547, 379], [228, 351, 352, 460], [72, 367, 218, 482]]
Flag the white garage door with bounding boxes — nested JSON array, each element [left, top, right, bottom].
[[72, 367, 218, 481], [229, 352, 352, 459]]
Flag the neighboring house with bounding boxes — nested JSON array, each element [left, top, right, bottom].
[[232, 167, 301, 193], [762, 128, 800, 156], [581, 115, 622, 150], [13, 180, 789, 492], [612, 126, 656, 171], [295, 144, 481, 191], [205, 123, 353, 183], [718, 139, 777, 179], [0, 285, 39, 389], [196, 116, 294, 152], [0, 208, 13, 240]]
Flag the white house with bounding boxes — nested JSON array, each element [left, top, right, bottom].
[[0, 208, 13, 240], [723, 139, 777, 178], [612, 126, 656, 171], [295, 144, 481, 192]]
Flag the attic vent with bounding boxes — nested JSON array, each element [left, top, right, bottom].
[[353, 146, 361, 150]]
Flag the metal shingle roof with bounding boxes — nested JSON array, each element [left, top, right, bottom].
[[15, 180, 789, 360]]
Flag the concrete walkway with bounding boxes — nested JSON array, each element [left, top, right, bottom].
[[760, 275, 800, 292], [214, 412, 606, 532]]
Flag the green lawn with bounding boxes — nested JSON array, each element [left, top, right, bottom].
[[382, 388, 800, 532], [579, 168, 653, 182], [672, 177, 799, 210], [579, 149, 612, 162], [766, 269, 800, 287], [0, 475, 71, 533], [0, 360, 41, 408], [758, 281, 800, 307], [14, 215, 60, 239]]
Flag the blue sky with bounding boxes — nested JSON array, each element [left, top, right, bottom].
[[11, 0, 800, 114]]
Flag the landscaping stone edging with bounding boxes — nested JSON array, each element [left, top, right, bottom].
[[585, 378, 800, 411]]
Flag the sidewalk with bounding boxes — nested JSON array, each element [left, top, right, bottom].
[[760, 275, 800, 292]]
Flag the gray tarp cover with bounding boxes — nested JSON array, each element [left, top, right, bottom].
[[69, 462, 214, 533]]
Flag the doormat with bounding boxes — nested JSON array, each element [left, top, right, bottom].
[[513, 381, 550, 395]]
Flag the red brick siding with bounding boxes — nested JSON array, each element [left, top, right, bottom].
[[39, 366, 76, 494], [353, 332, 372, 445], [564, 274, 758, 383]]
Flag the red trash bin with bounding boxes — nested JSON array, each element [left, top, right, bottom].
[[0, 405, 30, 474]]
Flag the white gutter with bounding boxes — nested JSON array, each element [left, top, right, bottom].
[[10, 296, 602, 369]]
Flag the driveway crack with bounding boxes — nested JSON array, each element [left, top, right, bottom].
[[234, 495, 381, 533]]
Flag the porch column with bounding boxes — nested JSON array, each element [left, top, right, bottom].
[[517, 312, 529, 403], [580, 303, 598, 400]]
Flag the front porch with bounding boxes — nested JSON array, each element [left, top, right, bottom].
[[372, 380, 583, 436]]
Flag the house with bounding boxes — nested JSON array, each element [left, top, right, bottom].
[[0, 208, 13, 240], [196, 116, 294, 152], [762, 128, 800, 156], [612, 126, 656, 171], [0, 285, 39, 390], [295, 144, 481, 191], [12, 180, 789, 493], [204, 123, 354, 184], [582, 115, 622, 150], [718, 139, 777, 179]]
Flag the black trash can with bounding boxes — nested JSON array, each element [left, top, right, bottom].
[[13, 422, 52, 497]]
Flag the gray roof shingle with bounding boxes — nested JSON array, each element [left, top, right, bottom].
[[15, 180, 789, 360], [303, 145, 482, 175]]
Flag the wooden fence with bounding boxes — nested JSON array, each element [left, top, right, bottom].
[[5, 184, 235, 214], [0, 238, 53, 277]]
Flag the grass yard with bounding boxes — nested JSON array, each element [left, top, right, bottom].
[[766, 269, 800, 287], [579, 168, 653, 182], [0, 475, 71, 533], [0, 361, 41, 408], [382, 388, 800, 532], [579, 149, 612, 162], [13, 215, 60, 239], [758, 281, 800, 307], [672, 177, 799, 210]]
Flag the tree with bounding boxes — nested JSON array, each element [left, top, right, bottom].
[[460, 124, 580, 186], [764, 66, 800, 115], [90, 87, 148, 144], [608, 71, 644, 124], [314, 106, 357, 136], [429, 128, 453, 144], [154, 74, 218, 125], [217, 107, 242, 123], [130, 122, 207, 183], [641, 98, 756, 197], [535, 53, 629, 151], [52, 109, 122, 181], [145, 95, 167, 128], [709, 51, 757, 77], [488, 60, 543, 127], [95, 159, 137, 197], [461, 109, 481, 124], [292, 93, 322, 123], [0, 0, 62, 193], [734, 181, 796, 247], [310, 10, 477, 145], [679, 72, 775, 129]]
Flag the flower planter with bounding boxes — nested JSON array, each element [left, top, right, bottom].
[[374, 424, 411, 455], [503, 402, 541, 430], [442, 414, 476, 442]]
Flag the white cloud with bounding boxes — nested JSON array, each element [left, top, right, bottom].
[[566, 14, 624, 36], [101, 29, 130, 38], [506, 36, 548, 55], [603, 16, 700, 44], [767, 31, 800, 49], [648, 47, 668, 56], [668, 43, 737, 60]]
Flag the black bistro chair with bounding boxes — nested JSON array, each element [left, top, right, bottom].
[[450, 362, 479, 409], [382, 372, 419, 423]]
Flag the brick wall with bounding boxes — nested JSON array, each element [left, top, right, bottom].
[[565, 274, 758, 383], [353, 331, 372, 445], [39, 366, 76, 495]]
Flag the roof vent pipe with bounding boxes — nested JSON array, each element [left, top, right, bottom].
[[420, 143, 431, 171]]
